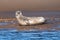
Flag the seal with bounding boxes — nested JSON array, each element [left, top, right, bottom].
[[15, 11, 46, 25]]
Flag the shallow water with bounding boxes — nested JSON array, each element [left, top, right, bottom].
[[0, 29, 60, 40], [0, 21, 17, 26], [0, 22, 10, 25], [0, 20, 60, 40]]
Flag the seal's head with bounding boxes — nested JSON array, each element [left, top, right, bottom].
[[15, 11, 23, 18]]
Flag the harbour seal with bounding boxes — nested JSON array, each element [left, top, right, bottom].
[[15, 11, 46, 25]]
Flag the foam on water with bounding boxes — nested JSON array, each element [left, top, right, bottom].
[[0, 29, 60, 40]]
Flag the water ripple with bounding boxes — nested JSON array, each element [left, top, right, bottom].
[[0, 29, 60, 40]]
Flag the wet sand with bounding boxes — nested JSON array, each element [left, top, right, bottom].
[[0, 11, 60, 30]]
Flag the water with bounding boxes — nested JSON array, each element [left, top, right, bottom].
[[0, 22, 8, 25], [0, 19, 60, 40], [0, 21, 16, 26], [0, 29, 60, 40]]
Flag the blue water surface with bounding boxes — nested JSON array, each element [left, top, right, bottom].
[[0, 28, 60, 40]]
